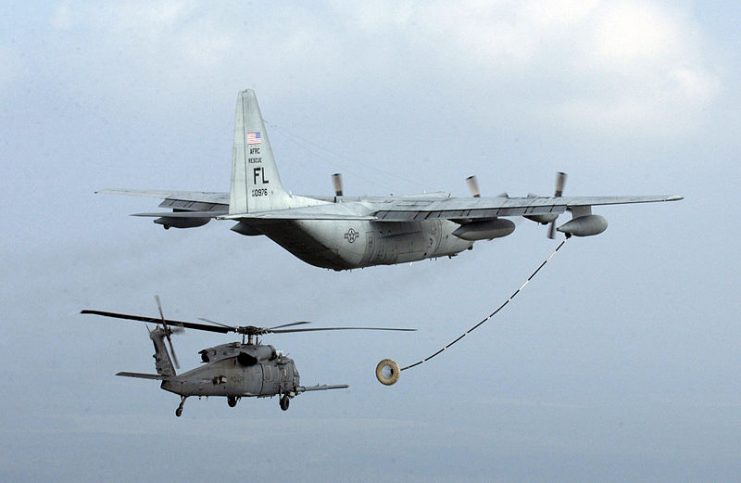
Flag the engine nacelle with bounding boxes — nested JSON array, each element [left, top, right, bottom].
[[524, 213, 559, 225], [452, 218, 515, 241], [154, 216, 210, 229], [557, 214, 608, 237]]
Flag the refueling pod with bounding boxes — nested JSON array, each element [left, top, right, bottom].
[[557, 214, 608, 237]]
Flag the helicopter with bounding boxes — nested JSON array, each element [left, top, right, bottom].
[[81, 298, 415, 417]]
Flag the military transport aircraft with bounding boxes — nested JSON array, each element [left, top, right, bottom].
[[100, 89, 682, 271]]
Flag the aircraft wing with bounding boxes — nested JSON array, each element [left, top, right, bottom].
[[371, 194, 683, 222], [99, 188, 681, 224]]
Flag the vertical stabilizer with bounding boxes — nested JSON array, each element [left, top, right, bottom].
[[150, 328, 176, 379], [229, 89, 291, 214]]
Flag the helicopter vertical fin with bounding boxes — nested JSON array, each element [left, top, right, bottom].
[[150, 328, 177, 378]]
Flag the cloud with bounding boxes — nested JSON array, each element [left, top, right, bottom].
[[42, 1, 720, 138], [0, 44, 21, 96], [335, 0, 720, 136]]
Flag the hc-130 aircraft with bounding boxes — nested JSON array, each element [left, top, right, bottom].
[[82, 298, 415, 416], [101, 89, 682, 271]]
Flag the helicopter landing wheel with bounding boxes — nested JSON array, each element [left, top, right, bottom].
[[279, 395, 290, 411], [175, 396, 186, 417], [227, 396, 239, 408]]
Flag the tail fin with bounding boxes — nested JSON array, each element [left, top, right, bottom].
[[229, 89, 291, 214], [149, 328, 176, 379]]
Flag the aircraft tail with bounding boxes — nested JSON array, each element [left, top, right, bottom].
[[229, 89, 291, 214], [149, 328, 177, 379]]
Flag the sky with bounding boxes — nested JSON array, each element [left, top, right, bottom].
[[1, 1, 739, 481]]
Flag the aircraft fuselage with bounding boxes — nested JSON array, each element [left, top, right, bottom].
[[250, 219, 474, 270]]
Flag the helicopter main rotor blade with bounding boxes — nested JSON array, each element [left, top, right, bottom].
[[269, 326, 417, 334], [81, 310, 416, 335], [198, 317, 237, 329], [80, 310, 231, 334], [198, 319, 312, 331], [268, 321, 312, 330]]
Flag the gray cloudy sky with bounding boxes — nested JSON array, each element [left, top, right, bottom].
[[1, 1, 739, 481]]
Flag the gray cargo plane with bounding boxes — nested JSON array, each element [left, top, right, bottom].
[[102, 89, 682, 270]]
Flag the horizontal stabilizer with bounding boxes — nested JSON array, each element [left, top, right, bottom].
[[116, 372, 167, 380], [297, 384, 349, 392], [97, 189, 228, 204]]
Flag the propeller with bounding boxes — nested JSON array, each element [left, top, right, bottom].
[[332, 173, 343, 198], [547, 172, 567, 239], [155, 296, 180, 369], [466, 175, 480, 198], [81, 309, 416, 338]]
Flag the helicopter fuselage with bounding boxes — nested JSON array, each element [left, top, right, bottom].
[[162, 342, 300, 398]]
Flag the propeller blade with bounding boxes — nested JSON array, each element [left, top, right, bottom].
[[332, 173, 343, 197], [554, 171, 567, 197], [466, 175, 480, 198], [548, 171, 568, 239], [548, 220, 557, 239]]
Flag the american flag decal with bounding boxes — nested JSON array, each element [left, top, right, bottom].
[[246, 131, 262, 145]]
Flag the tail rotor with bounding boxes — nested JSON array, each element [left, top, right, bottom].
[[155, 295, 180, 370]]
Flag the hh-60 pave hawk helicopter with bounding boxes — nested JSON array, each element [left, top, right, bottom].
[[81, 298, 415, 417]]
